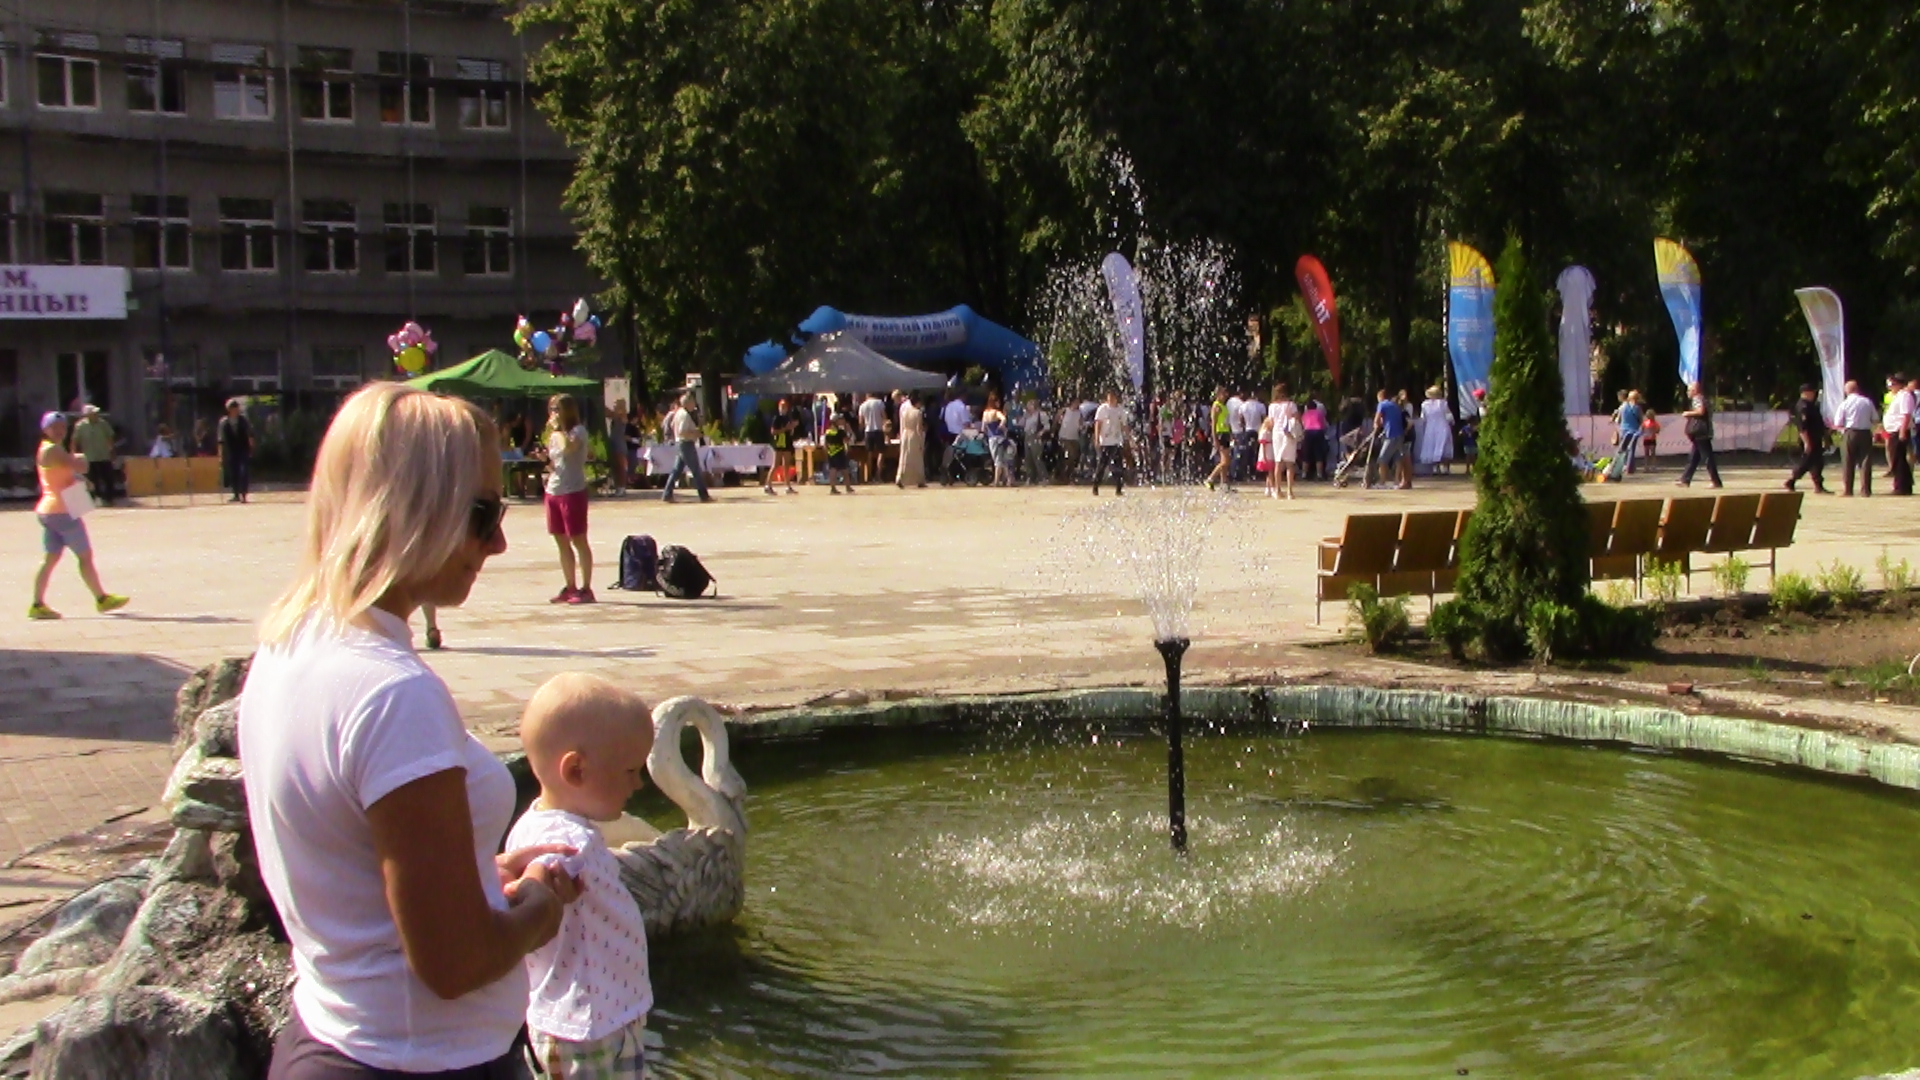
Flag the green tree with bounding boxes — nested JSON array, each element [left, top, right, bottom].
[[1452, 237, 1589, 660]]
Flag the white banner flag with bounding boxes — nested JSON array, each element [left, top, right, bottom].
[[1793, 287, 1845, 426], [1101, 253, 1146, 392], [1555, 266, 1595, 418]]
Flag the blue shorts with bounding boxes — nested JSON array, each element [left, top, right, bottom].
[[39, 513, 91, 557]]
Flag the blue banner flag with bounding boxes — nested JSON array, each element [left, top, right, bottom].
[[1655, 239, 1703, 385], [1447, 243, 1496, 416]]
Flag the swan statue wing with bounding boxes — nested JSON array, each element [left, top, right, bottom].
[[615, 695, 748, 937]]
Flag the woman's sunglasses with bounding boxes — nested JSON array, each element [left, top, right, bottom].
[[470, 496, 508, 542]]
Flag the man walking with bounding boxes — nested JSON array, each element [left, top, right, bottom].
[[1607, 391, 1645, 481], [1091, 389, 1129, 496], [1238, 389, 1267, 482], [1369, 388, 1408, 489], [940, 391, 971, 483], [1021, 397, 1049, 485], [69, 405, 117, 505], [216, 398, 255, 503], [857, 391, 888, 486], [1784, 384, 1831, 494], [661, 393, 713, 503], [1836, 380, 1878, 497], [1887, 373, 1916, 496]]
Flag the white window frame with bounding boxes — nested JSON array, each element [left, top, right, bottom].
[[213, 44, 274, 122], [302, 199, 358, 274], [378, 52, 433, 127], [218, 198, 277, 272], [43, 191, 106, 266], [310, 345, 365, 389], [131, 194, 192, 271], [383, 202, 436, 276], [296, 46, 354, 124], [463, 206, 512, 277], [35, 35, 101, 112], [456, 58, 510, 131], [228, 348, 282, 392], [126, 36, 186, 116]]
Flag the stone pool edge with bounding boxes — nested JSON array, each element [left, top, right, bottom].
[[720, 684, 1920, 794]]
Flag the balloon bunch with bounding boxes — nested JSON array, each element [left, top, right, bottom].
[[389, 321, 439, 375], [513, 299, 602, 374]]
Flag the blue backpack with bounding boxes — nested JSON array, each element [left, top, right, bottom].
[[614, 535, 659, 591]]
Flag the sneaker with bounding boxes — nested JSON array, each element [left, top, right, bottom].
[[95, 594, 130, 614], [27, 603, 60, 621], [550, 587, 577, 604], [699, 495, 714, 503], [568, 588, 597, 605], [764, 484, 777, 495]]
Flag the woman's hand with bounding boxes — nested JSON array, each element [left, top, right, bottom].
[[496, 844, 576, 889], [508, 857, 584, 906]]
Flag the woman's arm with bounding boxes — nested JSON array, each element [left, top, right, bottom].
[[367, 769, 569, 1001]]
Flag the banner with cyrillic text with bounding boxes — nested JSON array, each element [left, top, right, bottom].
[[1447, 243, 1495, 416], [1794, 287, 1845, 426], [0, 266, 130, 320], [1294, 255, 1341, 389]]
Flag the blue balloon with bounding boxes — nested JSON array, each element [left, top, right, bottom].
[[531, 331, 553, 356], [589, 315, 602, 329]]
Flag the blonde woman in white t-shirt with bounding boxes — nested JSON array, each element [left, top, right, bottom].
[[239, 382, 583, 1079]]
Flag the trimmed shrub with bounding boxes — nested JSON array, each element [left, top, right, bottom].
[[1711, 555, 1751, 598], [1645, 557, 1685, 607], [1347, 583, 1411, 654], [1526, 601, 1582, 663], [1428, 599, 1479, 661], [1452, 237, 1589, 661], [1575, 594, 1658, 656]]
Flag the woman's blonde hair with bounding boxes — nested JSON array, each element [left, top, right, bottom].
[[549, 394, 579, 433], [261, 382, 497, 644]]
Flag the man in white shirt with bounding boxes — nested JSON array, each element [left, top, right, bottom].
[[1055, 398, 1083, 484], [1885, 373, 1914, 496], [857, 392, 888, 486], [661, 394, 711, 503], [1836, 380, 1879, 497], [939, 393, 972, 482], [1239, 391, 1267, 481], [1091, 389, 1129, 495], [1225, 391, 1246, 480]]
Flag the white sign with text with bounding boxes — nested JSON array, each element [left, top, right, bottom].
[[0, 265, 131, 320]]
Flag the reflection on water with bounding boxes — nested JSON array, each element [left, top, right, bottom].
[[646, 726, 1920, 1079]]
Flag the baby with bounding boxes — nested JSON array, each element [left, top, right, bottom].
[[506, 673, 656, 1079]]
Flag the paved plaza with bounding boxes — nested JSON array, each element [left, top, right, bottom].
[[1, 457, 1916, 869]]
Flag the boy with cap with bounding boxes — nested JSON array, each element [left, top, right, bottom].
[[1785, 383, 1831, 494]]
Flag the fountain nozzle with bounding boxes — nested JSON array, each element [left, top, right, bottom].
[[1156, 638, 1191, 852]]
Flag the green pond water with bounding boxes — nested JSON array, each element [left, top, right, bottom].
[[640, 724, 1920, 1078]]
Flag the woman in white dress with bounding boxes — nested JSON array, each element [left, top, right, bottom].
[[1415, 386, 1455, 475], [895, 392, 927, 488], [1270, 383, 1302, 500]]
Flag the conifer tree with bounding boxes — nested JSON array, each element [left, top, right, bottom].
[[1452, 236, 1589, 660]]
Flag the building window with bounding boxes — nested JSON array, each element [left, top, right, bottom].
[[43, 192, 105, 266], [302, 200, 357, 273], [57, 351, 112, 413], [296, 47, 354, 123], [35, 36, 100, 111], [229, 348, 281, 391], [456, 58, 510, 131], [213, 44, 273, 121], [219, 198, 276, 272], [131, 194, 191, 271], [0, 41, 11, 111], [0, 194, 14, 263], [126, 36, 186, 115], [383, 203, 435, 275], [311, 345, 365, 389], [463, 206, 512, 277], [378, 52, 432, 126]]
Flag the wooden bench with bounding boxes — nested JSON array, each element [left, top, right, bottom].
[[1316, 510, 1468, 622], [1316, 513, 1402, 623], [1747, 491, 1804, 582]]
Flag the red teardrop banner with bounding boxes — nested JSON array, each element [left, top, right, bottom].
[[1294, 255, 1341, 389]]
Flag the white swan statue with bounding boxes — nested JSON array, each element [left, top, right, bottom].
[[606, 695, 747, 938]]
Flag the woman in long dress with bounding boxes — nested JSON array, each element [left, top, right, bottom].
[[1415, 386, 1455, 475], [895, 392, 927, 488], [1271, 384, 1301, 499]]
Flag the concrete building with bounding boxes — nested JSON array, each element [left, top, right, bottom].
[[0, 0, 604, 457]]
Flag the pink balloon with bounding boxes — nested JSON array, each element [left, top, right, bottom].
[[424, 338, 439, 354], [387, 334, 403, 354]]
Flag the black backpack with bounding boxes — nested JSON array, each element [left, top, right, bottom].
[[657, 545, 717, 599], [613, 535, 659, 592]]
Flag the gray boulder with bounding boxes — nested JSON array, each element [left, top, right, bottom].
[[170, 658, 251, 757], [28, 986, 252, 1080], [193, 699, 240, 761], [162, 748, 246, 834]]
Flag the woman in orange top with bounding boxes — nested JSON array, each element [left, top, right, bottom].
[[30, 412, 128, 620]]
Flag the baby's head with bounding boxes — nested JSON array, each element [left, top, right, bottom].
[[520, 673, 654, 822]]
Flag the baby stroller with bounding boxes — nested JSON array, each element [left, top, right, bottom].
[[948, 430, 993, 486], [1333, 427, 1381, 489]]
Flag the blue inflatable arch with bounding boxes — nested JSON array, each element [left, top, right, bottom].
[[796, 305, 1044, 389]]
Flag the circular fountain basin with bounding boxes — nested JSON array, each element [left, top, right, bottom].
[[643, 721, 1920, 1078]]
